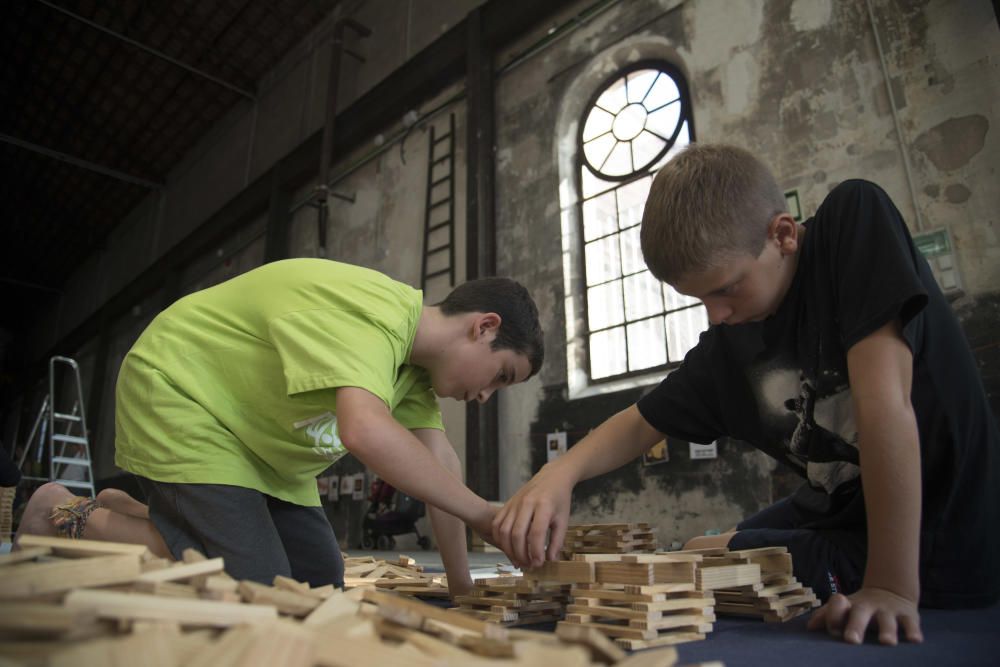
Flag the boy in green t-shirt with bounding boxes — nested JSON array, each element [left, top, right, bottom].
[[70, 259, 540, 596]]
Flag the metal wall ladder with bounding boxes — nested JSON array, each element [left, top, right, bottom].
[[421, 113, 457, 290], [17, 356, 96, 497]]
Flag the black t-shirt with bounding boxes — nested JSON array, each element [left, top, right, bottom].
[[637, 180, 1000, 608]]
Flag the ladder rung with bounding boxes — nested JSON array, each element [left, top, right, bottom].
[[52, 456, 92, 466], [22, 475, 49, 482], [424, 268, 451, 280], [430, 174, 451, 187], [55, 479, 94, 490], [53, 412, 82, 422], [432, 155, 451, 166], [428, 220, 451, 232], [429, 198, 450, 209], [427, 244, 450, 255], [52, 434, 88, 445], [433, 133, 452, 145]]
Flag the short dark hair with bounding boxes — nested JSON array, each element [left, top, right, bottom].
[[436, 278, 545, 378]]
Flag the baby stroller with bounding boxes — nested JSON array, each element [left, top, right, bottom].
[[360, 478, 431, 550]]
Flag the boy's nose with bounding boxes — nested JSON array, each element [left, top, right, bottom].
[[706, 302, 732, 325], [477, 387, 496, 403]]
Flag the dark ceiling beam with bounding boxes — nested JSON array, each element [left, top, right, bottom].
[[34, 0, 256, 100], [20, 0, 579, 387], [0, 133, 163, 190]]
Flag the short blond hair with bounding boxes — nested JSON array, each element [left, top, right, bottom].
[[640, 144, 786, 284]]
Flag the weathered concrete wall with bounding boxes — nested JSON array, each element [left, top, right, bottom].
[[493, 0, 999, 547]]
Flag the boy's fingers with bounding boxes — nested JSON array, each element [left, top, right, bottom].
[[821, 593, 851, 637], [546, 513, 568, 561], [900, 614, 924, 643], [806, 604, 828, 631], [843, 604, 874, 644], [510, 502, 537, 568], [527, 509, 550, 568], [875, 610, 898, 646]]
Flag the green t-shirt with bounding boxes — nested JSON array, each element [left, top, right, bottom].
[[114, 259, 444, 506]]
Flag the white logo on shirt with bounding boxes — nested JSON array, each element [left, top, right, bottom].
[[293, 411, 346, 461]]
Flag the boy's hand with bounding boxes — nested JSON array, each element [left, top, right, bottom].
[[492, 463, 574, 570], [469, 502, 500, 548], [807, 587, 923, 646]]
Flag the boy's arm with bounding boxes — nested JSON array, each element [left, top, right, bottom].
[[411, 427, 477, 598], [335, 387, 495, 540], [807, 319, 924, 645], [493, 405, 663, 569]]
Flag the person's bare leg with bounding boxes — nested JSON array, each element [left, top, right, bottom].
[[14, 482, 171, 559], [96, 487, 150, 519]]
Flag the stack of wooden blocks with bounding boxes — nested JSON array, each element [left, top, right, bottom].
[[526, 552, 716, 650], [562, 523, 657, 556], [0, 533, 694, 666], [451, 576, 570, 627], [693, 546, 820, 622], [343, 554, 450, 598]]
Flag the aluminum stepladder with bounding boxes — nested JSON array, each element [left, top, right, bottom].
[[17, 356, 96, 498]]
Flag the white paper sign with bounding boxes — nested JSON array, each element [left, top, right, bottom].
[[327, 475, 339, 501], [546, 431, 567, 462], [689, 441, 718, 460]]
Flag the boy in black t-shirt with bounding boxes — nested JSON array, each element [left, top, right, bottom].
[[493, 144, 999, 646]]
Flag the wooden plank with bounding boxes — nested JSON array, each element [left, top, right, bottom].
[[613, 645, 679, 667], [0, 553, 142, 599], [363, 589, 508, 639], [135, 558, 224, 584], [15, 534, 149, 558], [238, 581, 321, 616], [615, 632, 705, 650], [0, 546, 51, 567], [0, 602, 99, 638], [523, 560, 595, 584], [63, 588, 277, 627], [555, 621, 627, 663], [633, 596, 714, 613]]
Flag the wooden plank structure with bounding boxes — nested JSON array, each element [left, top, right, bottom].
[[693, 546, 820, 622], [0, 534, 699, 666], [452, 576, 571, 626], [562, 523, 658, 557], [342, 553, 450, 598]]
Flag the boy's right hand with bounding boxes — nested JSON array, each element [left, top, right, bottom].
[[492, 463, 574, 569]]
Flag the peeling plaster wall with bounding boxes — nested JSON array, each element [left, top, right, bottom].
[[493, 0, 999, 546]]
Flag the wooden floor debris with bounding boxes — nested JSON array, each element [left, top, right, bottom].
[[342, 554, 450, 598], [0, 533, 722, 667]]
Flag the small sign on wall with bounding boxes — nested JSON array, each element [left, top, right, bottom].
[[340, 475, 354, 497], [689, 441, 718, 460], [327, 475, 339, 501], [352, 474, 365, 500], [643, 439, 669, 466], [546, 431, 567, 463]]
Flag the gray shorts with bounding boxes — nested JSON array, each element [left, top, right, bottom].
[[136, 477, 344, 587]]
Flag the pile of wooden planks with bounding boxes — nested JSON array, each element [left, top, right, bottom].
[[691, 546, 820, 622], [0, 534, 698, 666], [562, 524, 658, 557], [452, 577, 570, 626], [526, 553, 715, 650], [343, 554, 450, 598]]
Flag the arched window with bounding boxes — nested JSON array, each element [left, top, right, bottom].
[[576, 61, 708, 381]]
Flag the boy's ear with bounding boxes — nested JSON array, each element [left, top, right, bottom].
[[473, 312, 502, 340], [770, 213, 800, 255]]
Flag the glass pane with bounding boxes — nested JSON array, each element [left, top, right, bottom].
[[627, 69, 660, 104], [663, 283, 700, 311], [632, 130, 667, 170], [582, 189, 617, 242], [602, 141, 633, 177], [582, 106, 614, 143], [590, 326, 627, 379], [649, 121, 690, 172], [624, 271, 664, 320], [644, 72, 680, 111], [627, 317, 667, 371], [584, 133, 616, 172], [666, 305, 709, 362], [587, 280, 624, 330], [619, 226, 645, 276], [617, 176, 652, 229], [595, 78, 628, 114], [584, 235, 622, 284], [581, 166, 614, 200], [645, 100, 682, 141]]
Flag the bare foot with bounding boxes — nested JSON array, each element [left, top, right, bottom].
[[13, 482, 74, 546], [96, 488, 150, 519]]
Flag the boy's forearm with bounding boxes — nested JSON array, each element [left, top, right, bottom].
[[552, 405, 663, 484], [857, 404, 922, 601], [417, 429, 473, 593]]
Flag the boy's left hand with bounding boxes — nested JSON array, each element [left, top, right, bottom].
[[807, 587, 923, 645]]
